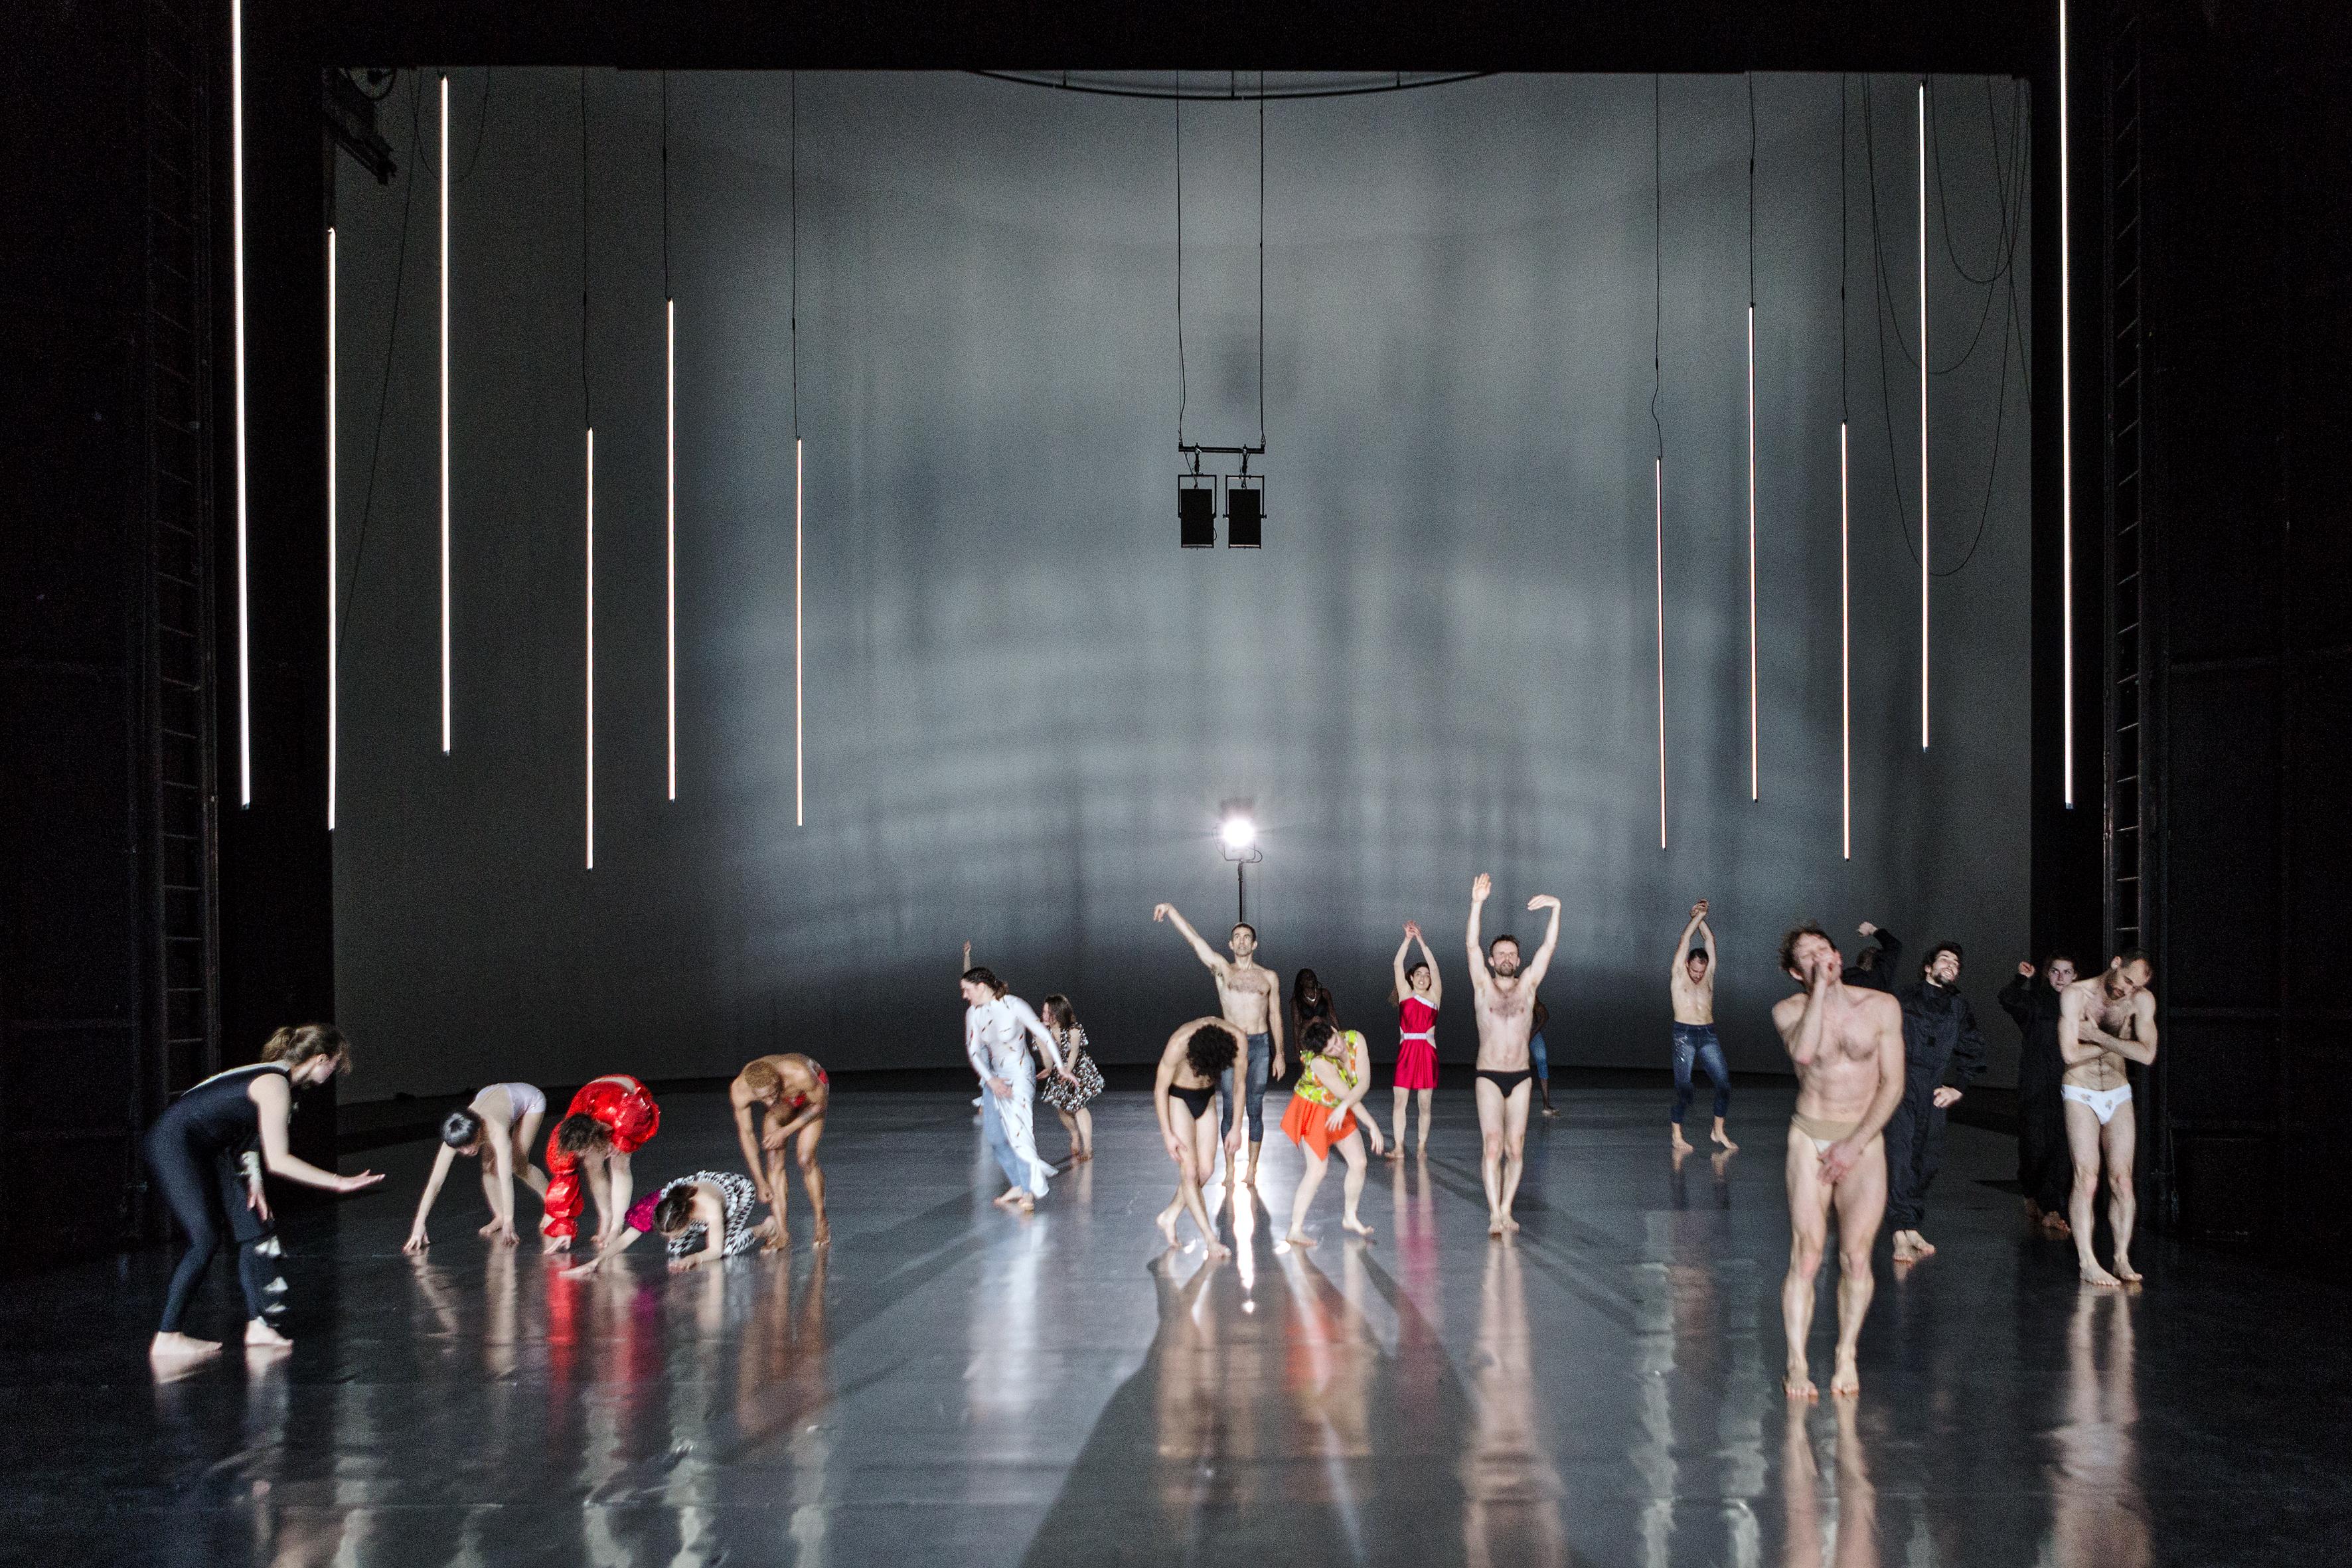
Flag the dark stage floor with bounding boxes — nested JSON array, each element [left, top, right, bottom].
[[5, 1081, 2345, 1565]]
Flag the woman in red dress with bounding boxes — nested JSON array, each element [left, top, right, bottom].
[[540, 1073, 661, 1252], [1387, 923, 1443, 1158]]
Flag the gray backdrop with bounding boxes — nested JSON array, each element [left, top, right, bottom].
[[329, 71, 2035, 1097]]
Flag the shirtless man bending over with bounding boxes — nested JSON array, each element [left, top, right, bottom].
[[729, 1054, 830, 1249], [1152, 903, 1286, 1187], [1153, 1018, 1243, 1259], [1465, 874, 1561, 1237], [2057, 951, 2159, 1287], [1772, 922, 1905, 1400]]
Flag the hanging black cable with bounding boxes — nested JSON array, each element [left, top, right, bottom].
[[1174, 74, 1187, 449], [790, 70, 799, 441], [1747, 74, 1757, 314], [1840, 74, 1849, 422], [408, 66, 493, 187], [580, 69, 591, 427], [338, 71, 426, 652], [661, 70, 670, 300], [1650, 74, 1664, 462], [1256, 72, 1266, 451]]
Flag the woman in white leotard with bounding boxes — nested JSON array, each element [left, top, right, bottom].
[[404, 1082, 550, 1251]]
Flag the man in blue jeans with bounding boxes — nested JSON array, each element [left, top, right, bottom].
[[1152, 902, 1286, 1189], [1669, 900, 1737, 1154]]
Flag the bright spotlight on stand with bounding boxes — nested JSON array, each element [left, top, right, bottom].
[[1221, 815, 1257, 852]]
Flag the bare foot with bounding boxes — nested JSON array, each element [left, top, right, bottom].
[[1156, 1209, 1181, 1247], [764, 1231, 790, 1254], [1891, 1233, 1920, 1264], [1784, 1367, 1819, 1401], [2078, 1259, 2122, 1288], [2040, 1212, 2073, 1239], [1488, 1213, 1508, 1238], [1282, 1229, 1317, 1249], [1342, 1216, 1375, 1240], [991, 1188, 1022, 1208], [1206, 1241, 1232, 1261], [244, 1319, 292, 1350], [2114, 1257, 2142, 1285], [1670, 1128, 1695, 1154], [1828, 1351, 1861, 1398], [1382, 1147, 1403, 1162], [1711, 1130, 1739, 1154], [149, 1332, 222, 1364], [1015, 1195, 1036, 1215], [1503, 1215, 1520, 1233], [1911, 1232, 1937, 1258], [1541, 1106, 1559, 1119]]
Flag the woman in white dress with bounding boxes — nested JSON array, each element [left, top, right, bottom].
[[961, 965, 1077, 1213]]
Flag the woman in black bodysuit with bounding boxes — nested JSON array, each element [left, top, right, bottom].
[[144, 1024, 384, 1365]]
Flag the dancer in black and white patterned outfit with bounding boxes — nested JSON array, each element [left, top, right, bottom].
[[561, 1170, 772, 1275], [1039, 994, 1105, 1163]]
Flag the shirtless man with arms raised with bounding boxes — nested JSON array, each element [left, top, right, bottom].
[[1152, 1017, 1243, 1259], [1152, 903, 1286, 1186], [1669, 899, 1737, 1154], [1465, 874, 1562, 1237], [728, 1054, 830, 1249], [1772, 922, 1905, 1400], [2057, 951, 2159, 1287]]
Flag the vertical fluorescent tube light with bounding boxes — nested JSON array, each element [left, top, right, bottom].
[[1654, 457, 1667, 851], [1746, 301, 1758, 799], [230, 0, 250, 805], [2059, 0, 2076, 805], [327, 228, 338, 832], [665, 297, 676, 801], [1840, 421, 1851, 860], [795, 437, 805, 828], [586, 429, 595, 870], [439, 72, 452, 755], [1917, 80, 1930, 751]]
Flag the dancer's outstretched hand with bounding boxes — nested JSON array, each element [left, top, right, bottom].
[[1470, 874, 1492, 902], [1528, 894, 1560, 913]]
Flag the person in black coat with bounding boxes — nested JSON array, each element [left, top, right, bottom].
[[1999, 955, 2080, 1237], [1885, 942, 1988, 1263], [1845, 922, 1903, 994]]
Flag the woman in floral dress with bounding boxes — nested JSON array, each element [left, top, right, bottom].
[[1039, 994, 1105, 1163]]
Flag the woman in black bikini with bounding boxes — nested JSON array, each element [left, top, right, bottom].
[[1152, 1016, 1241, 1259], [143, 1025, 386, 1365]]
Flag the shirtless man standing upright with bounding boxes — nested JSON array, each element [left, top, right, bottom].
[[2057, 951, 2159, 1287], [1464, 874, 1561, 1238], [1669, 900, 1737, 1154], [728, 1054, 830, 1249], [1152, 903, 1286, 1186], [1772, 923, 1906, 1400]]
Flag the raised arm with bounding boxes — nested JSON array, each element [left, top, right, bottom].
[[1466, 875, 1491, 987], [251, 1075, 379, 1193], [1774, 969, 1833, 1067], [1152, 903, 1227, 975], [1998, 965, 2035, 1030], [1415, 930, 1443, 1008], [1676, 903, 1707, 973], [1393, 931, 1413, 1000], [1521, 894, 1563, 989], [404, 1142, 462, 1251]]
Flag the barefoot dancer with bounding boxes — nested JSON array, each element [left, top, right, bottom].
[[1151, 903, 1285, 1185], [541, 1075, 662, 1253], [728, 1055, 830, 1249], [1387, 923, 1442, 1157], [1464, 874, 1561, 1237], [404, 1082, 549, 1252], [961, 965, 1075, 1214], [1886, 943, 1988, 1263], [561, 1170, 775, 1277], [1039, 995, 1104, 1163], [144, 1026, 385, 1365], [1154, 1018, 1242, 1257], [1280, 1020, 1384, 1247], [2059, 951, 2159, 1287], [1772, 924, 1905, 1400], [1670, 901, 1737, 1153]]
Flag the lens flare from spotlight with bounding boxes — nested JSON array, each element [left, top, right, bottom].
[[1221, 817, 1257, 852]]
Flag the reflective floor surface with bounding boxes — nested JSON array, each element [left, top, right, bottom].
[[5, 1081, 2345, 1566]]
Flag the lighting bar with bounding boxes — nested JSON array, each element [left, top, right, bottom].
[[1747, 301, 1758, 800], [1654, 457, 1667, 851], [439, 73, 452, 755], [795, 436, 805, 827], [1840, 420, 1851, 860], [230, 0, 250, 806], [1917, 80, 1930, 751], [586, 428, 595, 870], [2059, 0, 2076, 805], [666, 296, 676, 801], [327, 226, 338, 832]]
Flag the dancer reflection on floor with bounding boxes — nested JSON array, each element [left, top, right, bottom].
[[1780, 1395, 1878, 1568], [729, 1054, 830, 1249], [2059, 951, 2159, 1287], [1279, 1020, 1382, 1247], [1773, 925, 1905, 1399], [1387, 923, 1443, 1158], [404, 1082, 548, 1253], [962, 965, 1075, 1214], [145, 1026, 384, 1365], [1154, 1018, 1241, 1257], [1466, 874, 1561, 1237], [540, 1075, 662, 1253]]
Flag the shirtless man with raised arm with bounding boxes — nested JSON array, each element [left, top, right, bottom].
[[1465, 874, 1561, 1237], [1152, 903, 1286, 1186], [728, 1054, 830, 1250], [1772, 922, 1906, 1400], [1153, 1018, 1243, 1259], [2057, 951, 2159, 1287], [1670, 900, 1737, 1154]]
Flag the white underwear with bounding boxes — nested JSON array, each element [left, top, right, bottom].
[[2062, 1083, 2132, 1125], [493, 1081, 546, 1118]]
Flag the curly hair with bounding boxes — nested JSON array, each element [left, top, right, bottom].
[[1182, 1022, 1240, 1080], [1778, 921, 1832, 977]]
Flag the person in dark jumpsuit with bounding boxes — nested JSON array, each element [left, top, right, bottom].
[[1885, 943, 1987, 1263], [143, 1025, 384, 1366], [1844, 922, 1904, 994], [1999, 955, 2080, 1237]]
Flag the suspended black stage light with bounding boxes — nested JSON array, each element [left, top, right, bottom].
[[1225, 475, 1263, 549], [1179, 473, 1218, 548]]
